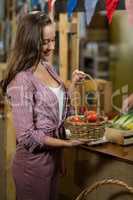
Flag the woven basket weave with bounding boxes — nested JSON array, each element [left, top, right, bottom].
[[65, 73, 108, 140], [75, 179, 133, 200], [64, 115, 107, 140]]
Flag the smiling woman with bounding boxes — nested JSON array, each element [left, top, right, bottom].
[[0, 11, 89, 200]]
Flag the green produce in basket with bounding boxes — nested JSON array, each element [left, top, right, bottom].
[[110, 111, 133, 130], [126, 122, 133, 130]]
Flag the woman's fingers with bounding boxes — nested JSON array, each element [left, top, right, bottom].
[[72, 69, 86, 77], [72, 69, 86, 84], [67, 138, 93, 147]]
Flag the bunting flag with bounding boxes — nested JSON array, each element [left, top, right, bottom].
[[48, 0, 56, 12], [39, 0, 47, 11], [126, 0, 133, 25], [31, 0, 39, 8], [67, 0, 78, 17], [106, 0, 119, 24], [84, 0, 98, 25]]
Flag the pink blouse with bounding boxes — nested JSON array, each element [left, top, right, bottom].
[[7, 62, 70, 153]]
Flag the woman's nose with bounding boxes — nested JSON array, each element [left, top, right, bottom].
[[48, 41, 55, 50]]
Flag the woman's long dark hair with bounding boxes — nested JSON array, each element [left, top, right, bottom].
[[1, 11, 52, 95]]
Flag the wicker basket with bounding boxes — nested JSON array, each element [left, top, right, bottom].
[[64, 115, 107, 140], [75, 179, 133, 200], [65, 73, 108, 140]]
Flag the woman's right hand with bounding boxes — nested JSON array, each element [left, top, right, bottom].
[[65, 138, 92, 147], [44, 135, 92, 148]]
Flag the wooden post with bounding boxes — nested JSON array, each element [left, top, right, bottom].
[[0, 63, 6, 200], [5, 103, 16, 200], [59, 12, 80, 83], [0, 62, 16, 200], [0, 103, 16, 200], [59, 13, 68, 83], [70, 13, 80, 76], [3, 3, 17, 198], [0, 112, 6, 200]]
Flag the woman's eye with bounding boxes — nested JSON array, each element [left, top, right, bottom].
[[42, 40, 49, 45], [51, 39, 55, 42], [42, 39, 55, 45], [42, 41, 48, 45]]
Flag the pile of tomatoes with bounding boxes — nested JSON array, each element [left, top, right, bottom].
[[84, 110, 97, 122], [68, 109, 99, 125]]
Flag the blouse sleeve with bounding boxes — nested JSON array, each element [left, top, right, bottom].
[[7, 72, 50, 153]]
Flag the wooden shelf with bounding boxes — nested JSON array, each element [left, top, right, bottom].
[[81, 143, 133, 165], [87, 29, 109, 42]]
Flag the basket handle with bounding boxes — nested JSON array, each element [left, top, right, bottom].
[[73, 73, 100, 115], [75, 179, 133, 200], [84, 73, 100, 115]]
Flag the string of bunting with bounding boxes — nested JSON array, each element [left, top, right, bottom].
[[20, 1, 133, 25], [48, 0, 56, 12], [46, 0, 133, 26]]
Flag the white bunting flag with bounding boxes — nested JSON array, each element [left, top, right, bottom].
[[84, 0, 98, 25]]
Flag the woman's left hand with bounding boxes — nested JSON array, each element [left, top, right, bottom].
[[72, 69, 86, 85]]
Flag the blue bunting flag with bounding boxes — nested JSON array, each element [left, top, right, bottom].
[[67, 0, 78, 17]]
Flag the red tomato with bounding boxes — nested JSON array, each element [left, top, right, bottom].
[[71, 116, 81, 123], [84, 110, 96, 116], [87, 113, 97, 122]]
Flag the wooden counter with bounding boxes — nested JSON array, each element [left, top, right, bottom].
[[81, 143, 133, 165], [59, 143, 133, 200]]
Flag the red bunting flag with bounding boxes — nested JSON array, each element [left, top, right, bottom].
[[48, 0, 56, 12], [126, 0, 133, 25], [106, 0, 119, 23]]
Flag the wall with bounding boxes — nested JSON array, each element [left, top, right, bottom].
[[109, 11, 133, 109]]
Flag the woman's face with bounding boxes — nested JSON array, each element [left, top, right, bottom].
[[41, 24, 55, 61]]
